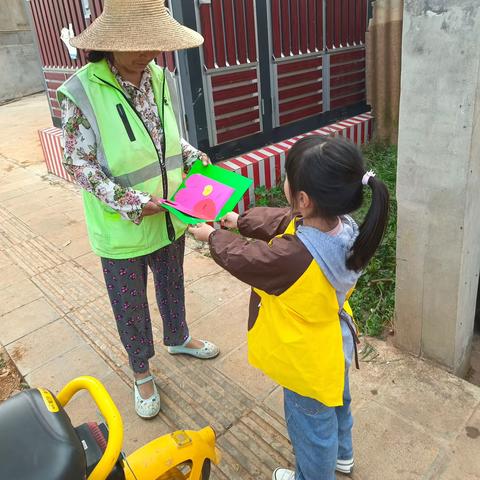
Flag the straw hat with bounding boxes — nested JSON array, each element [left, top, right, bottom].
[[70, 0, 204, 52]]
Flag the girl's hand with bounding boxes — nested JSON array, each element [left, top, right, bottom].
[[221, 212, 239, 229], [188, 223, 215, 242]]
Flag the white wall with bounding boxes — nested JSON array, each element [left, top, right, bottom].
[[395, 0, 480, 374], [0, 0, 44, 103]]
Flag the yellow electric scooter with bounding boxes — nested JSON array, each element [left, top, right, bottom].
[[0, 376, 219, 479]]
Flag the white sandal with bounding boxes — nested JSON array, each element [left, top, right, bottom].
[[134, 375, 160, 419], [167, 336, 220, 359]]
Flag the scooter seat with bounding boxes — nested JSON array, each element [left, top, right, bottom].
[[0, 388, 86, 480]]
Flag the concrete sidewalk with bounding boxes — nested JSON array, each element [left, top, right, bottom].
[[1, 94, 480, 480]]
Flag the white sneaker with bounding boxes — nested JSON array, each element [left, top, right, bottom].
[[134, 375, 160, 419], [336, 458, 354, 475], [272, 468, 295, 480]]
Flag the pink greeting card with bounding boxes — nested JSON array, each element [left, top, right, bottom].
[[168, 174, 234, 220]]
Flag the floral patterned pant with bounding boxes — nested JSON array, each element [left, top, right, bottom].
[[101, 237, 189, 373]]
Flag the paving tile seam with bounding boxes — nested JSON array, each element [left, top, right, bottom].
[[61, 312, 129, 375], [3, 315, 62, 347], [184, 269, 224, 288], [229, 417, 293, 467], [21, 343, 85, 378]]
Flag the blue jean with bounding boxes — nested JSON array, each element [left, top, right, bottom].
[[284, 376, 353, 480]]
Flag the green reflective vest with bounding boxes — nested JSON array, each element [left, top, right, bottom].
[[58, 59, 186, 259]]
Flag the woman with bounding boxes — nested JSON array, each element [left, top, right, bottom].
[[58, 0, 219, 419]]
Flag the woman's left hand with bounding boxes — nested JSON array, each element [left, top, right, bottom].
[[188, 223, 215, 242], [199, 152, 211, 167]]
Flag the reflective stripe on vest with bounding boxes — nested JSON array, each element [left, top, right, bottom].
[[60, 73, 183, 189]]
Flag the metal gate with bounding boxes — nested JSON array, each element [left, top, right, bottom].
[[191, 0, 370, 159], [196, 0, 262, 147], [26, 0, 371, 159]]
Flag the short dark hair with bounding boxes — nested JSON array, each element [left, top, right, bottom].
[[285, 135, 390, 271], [87, 50, 113, 63]]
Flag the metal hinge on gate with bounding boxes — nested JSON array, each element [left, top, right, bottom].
[[199, 0, 212, 5], [81, 0, 91, 20]]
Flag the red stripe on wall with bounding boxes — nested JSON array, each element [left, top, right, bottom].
[[341, 0, 349, 47], [280, 0, 291, 56], [277, 56, 322, 74], [348, 0, 356, 46], [328, 0, 335, 49], [334, 0, 341, 49], [199, 4, 215, 69], [213, 83, 258, 102], [211, 68, 257, 87], [330, 60, 365, 76], [330, 49, 365, 64], [280, 104, 323, 125], [216, 123, 261, 144], [290, 0, 300, 55], [307, 0, 316, 52], [299, 0, 308, 54], [271, 0, 282, 58], [216, 110, 259, 130], [278, 70, 320, 87], [280, 93, 322, 114], [316, 0, 323, 51], [245, 0, 257, 61], [223, 0, 237, 66], [330, 92, 366, 110], [211, 0, 227, 67], [234, 0, 248, 64], [330, 71, 365, 87], [214, 96, 258, 116], [331, 82, 365, 99], [279, 82, 322, 101]]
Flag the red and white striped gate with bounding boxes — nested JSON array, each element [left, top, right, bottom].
[[196, 0, 262, 146]]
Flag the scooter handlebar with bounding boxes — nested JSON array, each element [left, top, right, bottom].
[[57, 376, 123, 480]]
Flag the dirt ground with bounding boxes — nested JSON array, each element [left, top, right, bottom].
[[0, 347, 24, 402]]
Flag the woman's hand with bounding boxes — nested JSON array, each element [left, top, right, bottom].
[[221, 212, 239, 229], [188, 223, 215, 242], [199, 152, 211, 167], [142, 195, 165, 217]]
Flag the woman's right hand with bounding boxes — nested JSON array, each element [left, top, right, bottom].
[[142, 196, 166, 217], [221, 212, 239, 229]]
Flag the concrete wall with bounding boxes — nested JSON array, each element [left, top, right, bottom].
[[395, 0, 480, 375], [366, 0, 404, 144], [0, 0, 43, 103]]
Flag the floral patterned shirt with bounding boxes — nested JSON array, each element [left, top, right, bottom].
[[60, 62, 203, 223]]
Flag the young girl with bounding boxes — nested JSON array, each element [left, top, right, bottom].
[[189, 135, 389, 480]]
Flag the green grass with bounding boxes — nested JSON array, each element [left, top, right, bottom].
[[254, 184, 289, 208], [253, 142, 397, 337]]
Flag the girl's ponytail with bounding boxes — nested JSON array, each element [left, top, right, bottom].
[[346, 176, 390, 271]]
